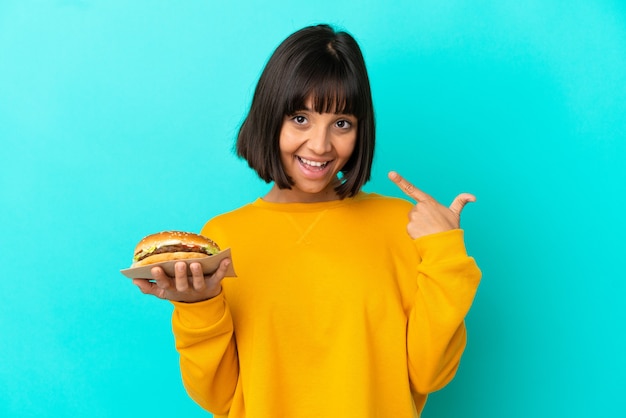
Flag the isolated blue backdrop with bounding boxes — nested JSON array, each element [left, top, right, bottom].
[[1, 1, 625, 417]]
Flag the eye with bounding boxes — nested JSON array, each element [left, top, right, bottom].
[[292, 115, 308, 125], [335, 119, 353, 129]]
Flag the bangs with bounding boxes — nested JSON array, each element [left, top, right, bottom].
[[284, 54, 365, 117]]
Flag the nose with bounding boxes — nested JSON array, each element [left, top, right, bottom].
[[307, 126, 332, 154]]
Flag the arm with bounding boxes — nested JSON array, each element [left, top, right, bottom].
[[406, 229, 481, 394], [133, 258, 238, 414], [388, 171, 481, 393], [171, 294, 239, 414]]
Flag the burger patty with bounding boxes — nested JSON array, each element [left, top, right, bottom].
[[136, 245, 212, 262]]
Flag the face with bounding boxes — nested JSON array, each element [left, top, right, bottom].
[[267, 98, 358, 203]]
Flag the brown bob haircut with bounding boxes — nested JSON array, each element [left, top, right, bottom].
[[236, 24, 375, 199]]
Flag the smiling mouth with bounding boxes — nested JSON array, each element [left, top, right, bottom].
[[297, 156, 330, 170]]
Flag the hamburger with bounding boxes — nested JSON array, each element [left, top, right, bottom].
[[132, 230, 220, 267]]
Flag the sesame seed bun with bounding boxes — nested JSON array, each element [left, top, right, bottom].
[[132, 230, 220, 267]]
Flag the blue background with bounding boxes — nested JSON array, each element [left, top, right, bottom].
[[1, 1, 625, 417]]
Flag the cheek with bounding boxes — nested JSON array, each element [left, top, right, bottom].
[[278, 128, 301, 155], [336, 135, 357, 159]]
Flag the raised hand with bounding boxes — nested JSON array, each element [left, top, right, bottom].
[[388, 171, 476, 239], [133, 258, 231, 303]]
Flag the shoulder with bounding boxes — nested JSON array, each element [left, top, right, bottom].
[[200, 200, 260, 240], [349, 192, 413, 213], [341, 192, 414, 234]]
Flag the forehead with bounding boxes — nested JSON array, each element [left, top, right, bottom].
[[280, 57, 362, 115], [287, 81, 360, 116], [300, 95, 356, 116]]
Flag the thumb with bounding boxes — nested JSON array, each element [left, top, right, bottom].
[[449, 193, 476, 217], [210, 258, 232, 281]]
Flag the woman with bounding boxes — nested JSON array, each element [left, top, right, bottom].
[[134, 24, 481, 418]]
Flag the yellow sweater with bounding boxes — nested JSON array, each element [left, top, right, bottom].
[[171, 192, 481, 417]]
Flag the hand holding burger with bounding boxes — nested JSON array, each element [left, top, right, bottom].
[[131, 231, 231, 303]]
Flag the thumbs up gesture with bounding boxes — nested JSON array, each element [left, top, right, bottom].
[[388, 171, 476, 240]]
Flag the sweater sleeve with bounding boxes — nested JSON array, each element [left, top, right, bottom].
[[406, 229, 481, 395], [171, 293, 239, 415]]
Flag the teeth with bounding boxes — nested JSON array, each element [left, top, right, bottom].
[[299, 157, 328, 167]]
